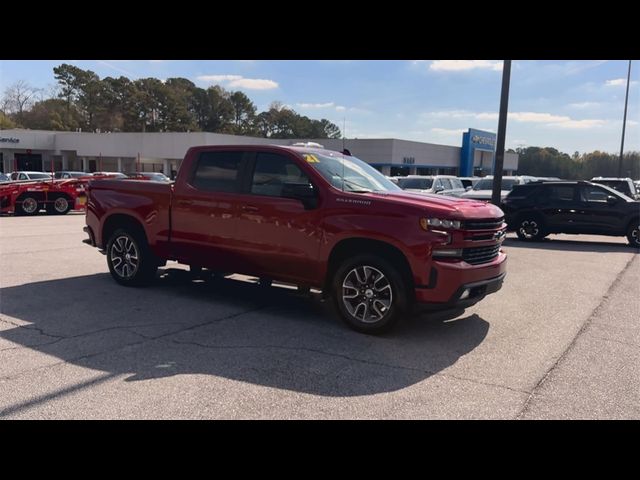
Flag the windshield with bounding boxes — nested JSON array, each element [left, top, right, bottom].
[[399, 178, 433, 190], [302, 151, 401, 193], [474, 178, 517, 191], [592, 180, 633, 195], [596, 183, 634, 202]]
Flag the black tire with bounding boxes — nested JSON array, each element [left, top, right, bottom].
[[332, 254, 409, 334], [106, 228, 158, 286], [16, 196, 40, 216], [627, 221, 640, 248], [46, 195, 72, 215], [515, 215, 547, 241]]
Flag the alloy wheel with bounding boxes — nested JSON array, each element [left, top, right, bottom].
[[110, 235, 139, 279], [342, 265, 393, 323], [519, 220, 539, 239]]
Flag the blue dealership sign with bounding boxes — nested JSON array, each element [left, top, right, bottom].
[[460, 128, 496, 176]]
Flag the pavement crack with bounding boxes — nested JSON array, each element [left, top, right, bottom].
[[514, 254, 638, 420]]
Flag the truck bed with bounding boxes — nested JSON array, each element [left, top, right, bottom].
[[86, 179, 173, 251]]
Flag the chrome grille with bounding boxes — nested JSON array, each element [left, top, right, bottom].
[[462, 244, 501, 265]]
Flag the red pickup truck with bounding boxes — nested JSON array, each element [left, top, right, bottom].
[[84, 145, 507, 333]]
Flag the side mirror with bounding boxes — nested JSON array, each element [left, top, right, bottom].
[[434, 185, 445, 193], [282, 182, 318, 209], [465, 186, 473, 191], [606, 195, 618, 206]]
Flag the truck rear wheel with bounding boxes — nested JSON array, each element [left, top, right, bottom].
[[106, 228, 157, 286], [332, 254, 408, 334], [16, 196, 40, 216], [46, 196, 72, 215]]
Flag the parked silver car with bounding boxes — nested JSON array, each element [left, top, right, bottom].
[[398, 175, 466, 197], [461, 175, 538, 201]]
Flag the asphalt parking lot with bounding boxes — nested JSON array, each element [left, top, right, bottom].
[[0, 213, 638, 419]]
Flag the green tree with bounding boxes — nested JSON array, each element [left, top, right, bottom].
[[317, 118, 341, 139], [0, 111, 16, 128], [53, 64, 87, 114], [203, 86, 234, 133], [20, 99, 83, 130], [228, 91, 256, 135]]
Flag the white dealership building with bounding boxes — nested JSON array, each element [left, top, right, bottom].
[[0, 128, 518, 177]]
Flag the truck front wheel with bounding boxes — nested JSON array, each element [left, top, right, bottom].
[[106, 228, 157, 286], [332, 254, 408, 334]]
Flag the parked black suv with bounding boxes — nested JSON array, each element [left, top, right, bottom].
[[502, 181, 640, 247]]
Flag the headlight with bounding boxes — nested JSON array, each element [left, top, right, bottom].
[[420, 218, 462, 231]]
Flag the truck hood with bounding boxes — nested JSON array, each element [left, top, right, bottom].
[[364, 190, 504, 219]]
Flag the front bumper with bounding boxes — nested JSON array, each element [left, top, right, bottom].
[[415, 271, 506, 311], [414, 252, 507, 306]]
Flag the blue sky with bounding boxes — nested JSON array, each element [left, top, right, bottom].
[[1, 60, 638, 154]]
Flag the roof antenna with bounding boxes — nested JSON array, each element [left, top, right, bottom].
[[341, 117, 351, 155]]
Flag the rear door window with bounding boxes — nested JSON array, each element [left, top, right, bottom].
[[547, 185, 576, 202], [192, 151, 244, 193]]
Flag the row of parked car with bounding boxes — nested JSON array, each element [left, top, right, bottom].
[[386, 174, 639, 247], [388, 174, 640, 201], [0, 170, 171, 183]]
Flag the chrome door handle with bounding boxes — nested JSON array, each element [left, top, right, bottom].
[[241, 205, 259, 212]]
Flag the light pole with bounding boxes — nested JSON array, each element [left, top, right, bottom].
[[491, 60, 512, 206], [618, 60, 632, 178]]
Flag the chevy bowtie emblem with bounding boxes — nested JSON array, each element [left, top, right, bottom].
[[494, 230, 506, 240]]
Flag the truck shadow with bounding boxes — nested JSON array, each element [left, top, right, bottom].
[[0, 270, 488, 400]]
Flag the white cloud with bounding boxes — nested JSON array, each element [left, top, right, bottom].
[[509, 112, 570, 123], [605, 78, 639, 87], [149, 60, 166, 63], [196, 75, 242, 83], [95, 60, 135, 77], [335, 105, 347, 112], [429, 60, 503, 72], [431, 127, 466, 136], [297, 102, 335, 109], [628, 120, 639, 126], [228, 78, 278, 90], [567, 101, 602, 109], [196, 75, 278, 90], [423, 109, 605, 130], [197, 75, 242, 82], [549, 119, 607, 129]]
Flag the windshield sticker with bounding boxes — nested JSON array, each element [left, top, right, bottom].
[[304, 154, 320, 163]]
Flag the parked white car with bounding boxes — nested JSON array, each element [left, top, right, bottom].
[[9, 171, 53, 181]]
